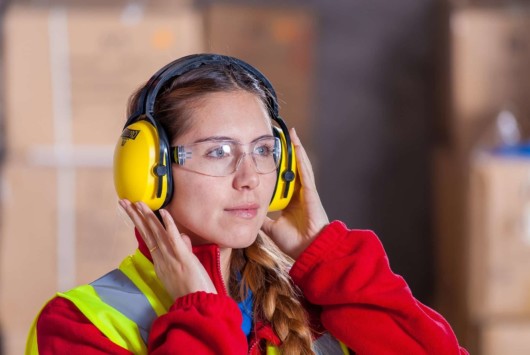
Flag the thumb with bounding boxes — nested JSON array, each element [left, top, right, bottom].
[[261, 216, 274, 236]]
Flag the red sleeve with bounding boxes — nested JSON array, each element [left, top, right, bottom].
[[290, 221, 469, 355], [37, 293, 247, 354], [148, 291, 248, 354], [36, 297, 131, 354]]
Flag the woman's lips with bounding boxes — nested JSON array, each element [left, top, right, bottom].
[[224, 204, 260, 219]]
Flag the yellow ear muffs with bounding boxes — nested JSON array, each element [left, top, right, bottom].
[[113, 120, 172, 211], [114, 54, 294, 212], [268, 127, 297, 212]]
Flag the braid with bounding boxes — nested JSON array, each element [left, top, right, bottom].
[[230, 233, 314, 354]]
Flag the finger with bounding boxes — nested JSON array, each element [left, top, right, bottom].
[[136, 202, 174, 256], [290, 128, 317, 189], [159, 208, 179, 235], [158, 208, 192, 257], [291, 128, 315, 182], [119, 199, 156, 248]]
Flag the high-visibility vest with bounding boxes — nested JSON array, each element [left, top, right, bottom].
[[26, 249, 349, 354]]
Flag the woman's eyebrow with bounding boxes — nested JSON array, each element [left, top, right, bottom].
[[251, 134, 275, 143], [193, 136, 235, 144], [193, 134, 275, 144]]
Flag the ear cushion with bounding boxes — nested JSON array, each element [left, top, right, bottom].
[[113, 120, 171, 211], [268, 127, 297, 212]]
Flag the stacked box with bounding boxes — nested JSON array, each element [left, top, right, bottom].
[[1, 3, 316, 354], [0, 3, 204, 354], [467, 155, 530, 354], [450, 8, 530, 157], [480, 320, 530, 355], [434, 8, 530, 353], [204, 4, 316, 153]]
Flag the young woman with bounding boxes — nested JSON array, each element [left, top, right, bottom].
[[27, 54, 467, 354]]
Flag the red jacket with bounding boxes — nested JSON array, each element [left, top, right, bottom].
[[32, 221, 468, 354]]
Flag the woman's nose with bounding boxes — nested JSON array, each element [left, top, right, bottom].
[[233, 153, 260, 190]]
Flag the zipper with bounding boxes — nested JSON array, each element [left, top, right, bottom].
[[248, 339, 259, 354], [217, 247, 259, 354], [216, 248, 230, 296]]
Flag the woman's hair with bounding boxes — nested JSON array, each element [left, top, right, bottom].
[[127, 61, 314, 354], [127, 61, 271, 142], [230, 234, 314, 355]]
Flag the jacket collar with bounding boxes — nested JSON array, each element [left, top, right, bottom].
[[134, 229, 282, 349]]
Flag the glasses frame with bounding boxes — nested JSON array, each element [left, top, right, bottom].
[[170, 136, 282, 177]]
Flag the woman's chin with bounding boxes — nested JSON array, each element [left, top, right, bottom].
[[183, 219, 263, 248], [219, 227, 260, 249]]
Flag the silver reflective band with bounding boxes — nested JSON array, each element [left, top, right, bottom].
[[91, 269, 157, 345], [313, 332, 347, 355]]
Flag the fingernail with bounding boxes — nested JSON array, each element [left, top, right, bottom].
[[118, 199, 126, 208]]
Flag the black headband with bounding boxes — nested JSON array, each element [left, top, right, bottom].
[[127, 53, 294, 199], [132, 54, 279, 123]]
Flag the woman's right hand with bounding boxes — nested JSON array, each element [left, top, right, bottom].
[[119, 199, 217, 300]]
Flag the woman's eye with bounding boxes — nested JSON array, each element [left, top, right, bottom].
[[206, 145, 231, 158], [255, 144, 273, 156]]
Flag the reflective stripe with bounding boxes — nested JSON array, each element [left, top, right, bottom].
[[313, 332, 348, 354], [340, 341, 350, 354], [119, 250, 173, 316], [91, 269, 157, 345], [25, 312, 40, 355], [30, 250, 352, 355], [59, 285, 147, 353], [266, 344, 280, 354]]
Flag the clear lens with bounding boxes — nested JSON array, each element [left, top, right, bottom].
[[172, 137, 281, 177]]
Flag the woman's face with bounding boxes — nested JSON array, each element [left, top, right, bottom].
[[165, 90, 277, 248]]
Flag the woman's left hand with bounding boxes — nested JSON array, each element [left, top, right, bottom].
[[261, 127, 329, 260]]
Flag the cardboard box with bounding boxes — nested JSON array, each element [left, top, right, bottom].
[[0, 164, 138, 353], [4, 3, 204, 154], [443, 10, 530, 345], [1, 3, 316, 354], [450, 8, 530, 157], [467, 155, 530, 320], [0, 3, 203, 354], [480, 320, 530, 355], [204, 4, 316, 151]]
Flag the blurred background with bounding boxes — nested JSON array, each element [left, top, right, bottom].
[[1, 0, 530, 354]]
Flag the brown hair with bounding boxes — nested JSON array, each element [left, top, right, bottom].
[[230, 234, 314, 354], [128, 60, 314, 354]]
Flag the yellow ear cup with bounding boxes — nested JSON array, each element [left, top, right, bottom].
[[268, 129, 297, 212], [113, 120, 169, 210]]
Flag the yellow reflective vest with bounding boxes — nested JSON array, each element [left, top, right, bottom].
[[27, 249, 348, 354]]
